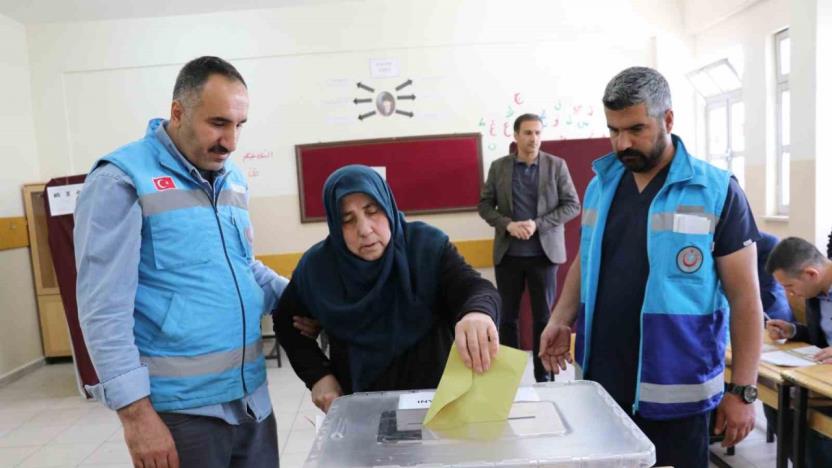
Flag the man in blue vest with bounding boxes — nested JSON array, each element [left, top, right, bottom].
[[538, 66, 763, 467], [75, 57, 288, 468]]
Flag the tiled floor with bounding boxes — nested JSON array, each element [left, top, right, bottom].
[[0, 355, 779, 468]]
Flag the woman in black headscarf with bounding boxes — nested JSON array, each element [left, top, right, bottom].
[[275, 165, 500, 412]]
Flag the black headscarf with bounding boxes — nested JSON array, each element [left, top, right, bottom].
[[293, 165, 448, 391]]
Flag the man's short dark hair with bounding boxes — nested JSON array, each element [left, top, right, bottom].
[[765, 237, 827, 276], [172, 56, 246, 106], [513, 113, 542, 133]]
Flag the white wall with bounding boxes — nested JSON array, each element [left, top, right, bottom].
[[0, 12, 43, 379], [806, 0, 832, 247], [691, 0, 793, 237], [24, 0, 689, 255], [683, 0, 764, 34], [692, 0, 830, 246]]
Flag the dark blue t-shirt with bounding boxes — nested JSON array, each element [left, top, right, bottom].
[[586, 166, 760, 413]]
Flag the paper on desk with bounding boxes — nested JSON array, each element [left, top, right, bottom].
[[790, 345, 823, 357], [761, 350, 816, 367], [423, 344, 527, 430]]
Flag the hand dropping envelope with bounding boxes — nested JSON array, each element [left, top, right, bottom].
[[423, 344, 527, 430]]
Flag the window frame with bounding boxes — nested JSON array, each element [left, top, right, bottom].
[[705, 89, 745, 187], [774, 28, 790, 215]]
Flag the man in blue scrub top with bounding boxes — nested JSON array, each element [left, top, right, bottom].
[[538, 66, 763, 467], [75, 57, 287, 468]]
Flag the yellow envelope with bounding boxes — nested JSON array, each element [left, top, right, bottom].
[[423, 343, 527, 431]]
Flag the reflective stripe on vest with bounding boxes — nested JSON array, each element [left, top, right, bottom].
[[582, 208, 598, 228], [140, 189, 247, 217], [141, 340, 263, 378], [573, 363, 584, 380], [217, 190, 247, 210], [650, 212, 717, 234], [639, 371, 724, 405]]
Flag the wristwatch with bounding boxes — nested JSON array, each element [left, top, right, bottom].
[[726, 383, 758, 404]]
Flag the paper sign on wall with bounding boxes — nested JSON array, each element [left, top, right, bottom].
[[46, 184, 84, 217], [370, 58, 400, 78], [370, 166, 387, 180]]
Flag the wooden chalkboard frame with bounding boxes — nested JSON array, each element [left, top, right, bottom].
[[295, 133, 483, 223]]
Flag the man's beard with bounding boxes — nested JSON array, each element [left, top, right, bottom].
[[616, 132, 667, 173]]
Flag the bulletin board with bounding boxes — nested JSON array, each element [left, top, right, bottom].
[[296, 133, 483, 222]]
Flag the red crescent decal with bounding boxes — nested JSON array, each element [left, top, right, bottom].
[[682, 252, 698, 267]]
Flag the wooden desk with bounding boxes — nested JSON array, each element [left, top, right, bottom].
[[783, 364, 832, 467], [726, 341, 811, 468]]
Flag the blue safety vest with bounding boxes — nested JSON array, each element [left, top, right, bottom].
[[98, 119, 266, 412], [575, 136, 731, 420]]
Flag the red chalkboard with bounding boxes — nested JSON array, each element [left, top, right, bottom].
[[296, 133, 483, 222]]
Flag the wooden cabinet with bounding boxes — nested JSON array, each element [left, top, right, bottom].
[[37, 295, 72, 357], [22, 184, 72, 358]]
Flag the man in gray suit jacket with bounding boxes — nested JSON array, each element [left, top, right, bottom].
[[478, 113, 580, 382]]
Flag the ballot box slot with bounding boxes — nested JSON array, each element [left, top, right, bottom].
[[377, 402, 568, 445]]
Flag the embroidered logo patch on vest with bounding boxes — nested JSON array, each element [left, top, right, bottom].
[[677, 246, 704, 273], [152, 176, 176, 191]]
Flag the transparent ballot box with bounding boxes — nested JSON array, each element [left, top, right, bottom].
[[304, 381, 655, 467]]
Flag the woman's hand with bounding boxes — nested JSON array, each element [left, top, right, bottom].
[[311, 375, 342, 413], [455, 312, 499, 374]]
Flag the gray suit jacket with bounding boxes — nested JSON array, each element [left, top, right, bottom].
[[477, 151, 580, 265]]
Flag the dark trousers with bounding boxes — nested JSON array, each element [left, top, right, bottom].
[[633, 412, 709, 468], [495, 255, 557, 382], [158, 411, 279, 468]]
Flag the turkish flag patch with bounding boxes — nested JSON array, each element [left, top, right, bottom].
[[152, 176, 176, 191]]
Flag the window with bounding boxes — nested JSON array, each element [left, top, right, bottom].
[[705, 94, 745, 187], [687, 59, 745, 187], [775, 28, 790, 214]]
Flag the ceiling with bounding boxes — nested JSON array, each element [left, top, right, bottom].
[[0, 0, 347, 24]]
